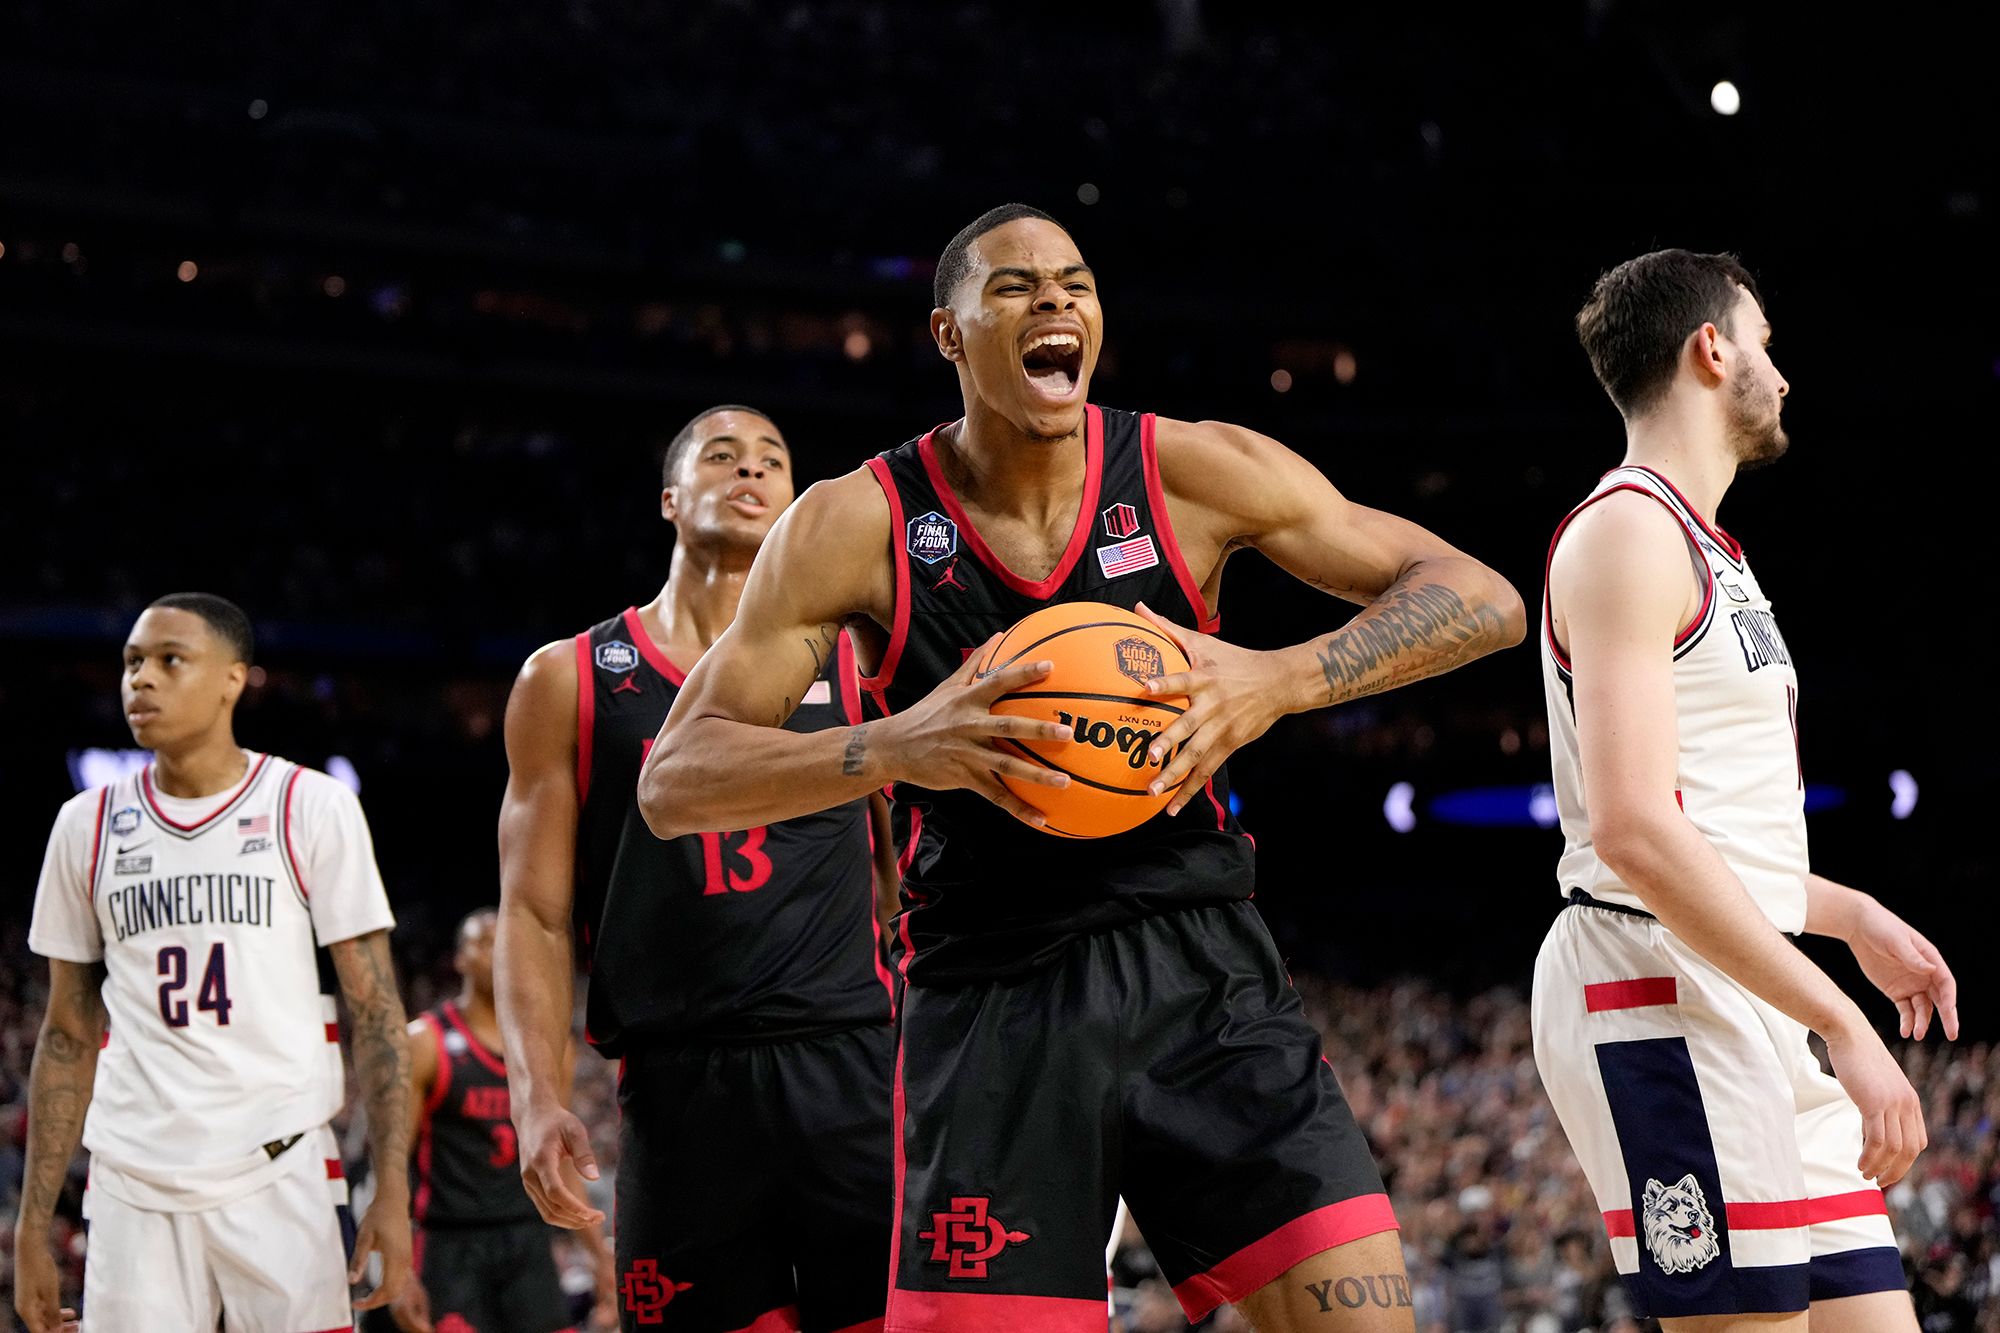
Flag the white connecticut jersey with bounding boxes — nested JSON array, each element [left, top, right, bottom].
[[29, 751, 395, 1208], [1542, 466, 1809, 932]]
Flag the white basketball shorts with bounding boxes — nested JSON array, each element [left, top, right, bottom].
[[1531, 898, 1905, 1319], [81, 1126, 355, 1331]]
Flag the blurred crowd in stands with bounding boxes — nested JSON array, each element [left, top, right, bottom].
[[6, 930, 1996, 1330]]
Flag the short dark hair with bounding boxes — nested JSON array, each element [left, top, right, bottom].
[[458, 906, 497, 941], [661, 404, 776, 486], [147, 592, 254, 666], [934, 203, 1065, 309], [1575, 249, 1765, 417]]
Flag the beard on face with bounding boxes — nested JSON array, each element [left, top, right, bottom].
[[1728, 369, 1789, 471]]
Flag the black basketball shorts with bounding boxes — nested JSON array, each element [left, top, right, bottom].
[[615, 1023, 895, 1333], [886, 900, 1395, 1332], [416, 1217, 572, 1333]]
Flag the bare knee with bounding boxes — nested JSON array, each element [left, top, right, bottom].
[[1236, 1229, 1414, 1333]]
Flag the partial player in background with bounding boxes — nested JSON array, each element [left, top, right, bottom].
[[1533, 250, 1955, 1331], [497, 405, 898, 1333], [639, 207, 1524, 1332], [390, 909, 616, 1333], [14, 592, 414, 1332]]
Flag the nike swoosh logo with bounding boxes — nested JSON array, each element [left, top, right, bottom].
[[116, 843, 150, 854]]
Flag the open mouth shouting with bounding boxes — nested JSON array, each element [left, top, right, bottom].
[[1021, 326, 1086, 403]]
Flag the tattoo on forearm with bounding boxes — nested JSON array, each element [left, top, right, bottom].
[[1305, 1273, 1414, 1312], [337, 935, 414, 1179], [20, 1020, 98, 1222], [842, 724, 870, 777], [1315, 580, 1509, 704]]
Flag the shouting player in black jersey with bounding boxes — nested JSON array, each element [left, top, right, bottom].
[[638, 207, 1527, 1332], [496, 405, 900, 1333], [391, 909, 616, 1333]]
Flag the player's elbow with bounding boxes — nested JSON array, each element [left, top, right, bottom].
[[636, 728, 700, 841], [1590, 805, 1681, 885], [1481, 566, 1528, 648]]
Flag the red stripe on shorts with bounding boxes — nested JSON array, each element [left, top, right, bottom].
[[1606, 1188, 1886, 1240], [885, 1291, 1107, 1333], [1584, 977, 1678, 1012], [1603, 1209, 1635, 1238], [1171, 1193, 1399, 1321]]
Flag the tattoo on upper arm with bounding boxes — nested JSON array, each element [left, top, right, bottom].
[[803, 622, 840, 676], [842, 723, 870, 777], [21, 986, 106, 1219], [1305, 1273, 1414, 1312], [1315, 581, 1509, 704]]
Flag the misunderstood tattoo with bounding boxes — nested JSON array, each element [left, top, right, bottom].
[[1314, 580, 1509, 705], [334, 932, 414, 1182], [842, 724, 870, 778], [1305, 1273, 1414, 1313], [803, 622, 840, 677], [20, 1008, 101, 1224]]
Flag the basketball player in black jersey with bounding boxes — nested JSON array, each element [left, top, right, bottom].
[[496, 406, 899, 1333], [390, 909, 615, 1333], [638, 206, 1526, 1332]]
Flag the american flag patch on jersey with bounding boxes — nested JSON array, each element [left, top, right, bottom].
[[1096, 534, 1160, 580], [237, 814, 271, 836]]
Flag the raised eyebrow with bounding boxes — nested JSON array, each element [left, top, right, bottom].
[[986, 264, 1095, 284]]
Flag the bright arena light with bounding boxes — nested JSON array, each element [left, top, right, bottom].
[[1710, 80, 1742, 116], [1384, 782, 1417, 834], [177, 260, 199, 282], [1889, 769, 1919, 820], [1270, 368, 1293, 393]]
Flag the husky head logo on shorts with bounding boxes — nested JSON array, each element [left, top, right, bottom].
[[1641, 1174, 1720, 1274]]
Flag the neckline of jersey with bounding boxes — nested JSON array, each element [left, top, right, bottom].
[[441, 999, 508, 1078], [620, 607, 690, 687], [140, 750, 269, 832], [915, 404, 1105, 600], [1614, 464, 1745, 562]]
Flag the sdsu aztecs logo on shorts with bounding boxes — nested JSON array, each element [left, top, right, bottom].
[[907, 511, 959, 566], [595, 640, 639, 674], [918, 1196, 1031, 1280]]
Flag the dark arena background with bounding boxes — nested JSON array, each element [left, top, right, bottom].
[[3, 4, 1996, 1330]]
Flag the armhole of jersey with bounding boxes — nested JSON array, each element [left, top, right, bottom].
[[278, 767, 311, 903], [836, 630, 865, 726], [1140, 413, 1220, 632], [422, 1013, 452, 1116], [85, 787, 109, 907], [859, 456, 910, 704], [572, 632, 594, 806], [1544, 483, 1715, 673]]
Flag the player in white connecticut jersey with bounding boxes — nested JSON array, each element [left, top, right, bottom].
[[1531, 251, 1957, 1332], [14, 593, 415, 1333]]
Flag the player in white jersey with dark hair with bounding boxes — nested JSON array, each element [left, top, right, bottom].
[[1532, 250, 1957, 1332], [14, 592, 416, 1333]]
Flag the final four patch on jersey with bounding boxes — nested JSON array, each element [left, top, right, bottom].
[[1101, 501, 1140, 540], [595, 640, 639, 674], [110, 805, 141, 837], [907, 510, 959, 566]]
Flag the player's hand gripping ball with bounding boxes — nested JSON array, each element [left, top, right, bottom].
[[980, 602, 1190, 838]]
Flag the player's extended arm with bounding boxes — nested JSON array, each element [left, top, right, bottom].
[[1137, 419, 1527, 808], [329, 928, 416, 1308], [12, 958, 103, 1333], [638, 470, 1076, 838], [1803, 873, 1959, 1042], [1557, 493, 1924, 1186], [868, 791, 901, 930], [496, 642, 605, 1231], [559, 1038, 619, 1326]]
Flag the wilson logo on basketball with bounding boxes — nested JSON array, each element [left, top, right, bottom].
[[1055, 710, 1167, 771], [919, 1195, 1032, 1280], [1113, 636, 1164, 684]]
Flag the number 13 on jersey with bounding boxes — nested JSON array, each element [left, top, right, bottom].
[[698, 827, 772, 895]]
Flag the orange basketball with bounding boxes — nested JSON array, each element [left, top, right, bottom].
[[980, 601, 1191, 839]]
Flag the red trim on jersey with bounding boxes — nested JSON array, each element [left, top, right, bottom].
[[421, 1014, 453, 1117], [441, 1000, 508, 1080], [280, 768, 310, 900], [85, 788, 108, 905], [828, 1320, 886, 1333], [621, 606, 690, 687], [1140, 413, 1220, 632], [1584, 976, 1679, 1012], [414, 1113, 436, 1225], [887, 1016, 910, 1295], [573, 631, 595, 806], [723, 1306, 802, 1333], [896, 806, 923, 879], [860, 456, 911, 697], [324, 1022, 340, 1043], [140, 752, 270, 832], [869, 908, 896, 1018], [1603, 1208, 1635, 1238], [836, 632, 865, 726], [324, 1158, 344, 1180], [916, 404, 1104, 600], [1628, 465, 1744, 561], [1544, 484, 1714, 673], [1170, 1193, 1399, 1321], [299, 1327, 353, 1333], [884, 1291, 1106, 1332]]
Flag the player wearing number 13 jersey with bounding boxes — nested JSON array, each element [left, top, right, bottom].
[[16, 593, 415, 1333], [497, 406, 897, 1333]]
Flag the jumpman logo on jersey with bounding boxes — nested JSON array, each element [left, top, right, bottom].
[[612, 675, 643, 695], [931, 557, 968, 593]]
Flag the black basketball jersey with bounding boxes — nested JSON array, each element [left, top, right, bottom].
[[414, 1001, 537, 1228], [864, 404, 1256, 984], [574, 608, 892, 1052]]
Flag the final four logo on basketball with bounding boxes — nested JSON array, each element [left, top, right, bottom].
[[907, 510, 959, 566], [1113, 636, 1164, 684], [595, 640, 639, 674]]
